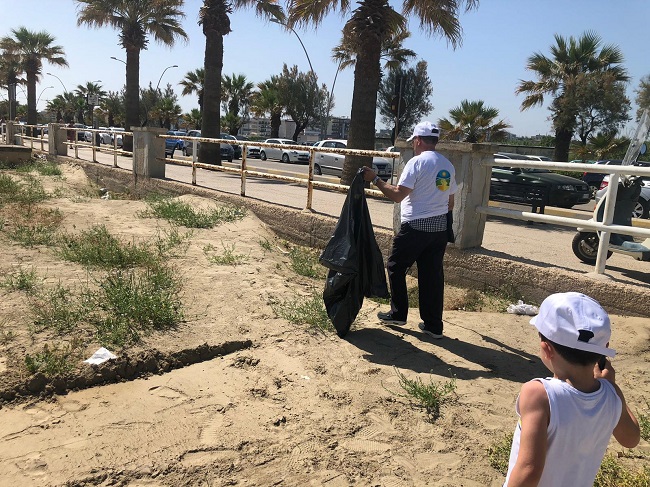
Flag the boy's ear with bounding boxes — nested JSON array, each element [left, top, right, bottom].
[[541, 340, 554, 360]]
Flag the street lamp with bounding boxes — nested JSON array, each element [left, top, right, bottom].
[[270, 18, 315, 76], [37, 86, 54, 106], [156, 65, 178, 91], [46, 72, 67, 93], [110, 56, 126, 65]]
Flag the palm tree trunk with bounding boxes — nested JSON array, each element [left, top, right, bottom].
[[124, 48, 140, 152], [341, 40, 382, 185], [270, 111, 281, 138], [200, 32, 223, 165], [553, 127, 573, 162], [26, 72, 37, 133]]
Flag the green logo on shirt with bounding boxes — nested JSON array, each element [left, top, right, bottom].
[[436, 170, 451, 191]]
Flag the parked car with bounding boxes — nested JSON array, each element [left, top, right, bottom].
[[582, 160, 650, 198], [582, 160, 624, 196], [234, 135, 260, 158], [312, 139, 393, 181], [259, 138, 310, 163], [73, 123, 86, 141], [220, 133, 242, 159], [596, 175, 650, 219], [110, 127, 124, 148], [181, 130, 234, 162], [164, 130, 187, 158], [490, 155, 591, 208]]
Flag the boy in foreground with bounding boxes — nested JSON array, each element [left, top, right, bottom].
[[504, 292, 640, 486]]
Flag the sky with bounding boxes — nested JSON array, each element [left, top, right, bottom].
[[2, 0, 649, 137]]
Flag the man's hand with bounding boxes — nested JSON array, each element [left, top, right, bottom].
[[361, 166, 377, 182]]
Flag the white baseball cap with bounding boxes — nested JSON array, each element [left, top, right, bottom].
[[406, 121, 440, 141], [530, 292, 615, 357]]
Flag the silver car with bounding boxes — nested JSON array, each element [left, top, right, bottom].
[[259, 138, 309, 164], [596, 175, 650, 219], [312, 139, 393, 181]]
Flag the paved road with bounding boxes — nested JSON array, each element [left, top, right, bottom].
[[35, 142, 650, 290]]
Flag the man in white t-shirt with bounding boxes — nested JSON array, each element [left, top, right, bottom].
[[362, 121, 457, 339]]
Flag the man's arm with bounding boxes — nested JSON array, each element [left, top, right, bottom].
[[361, 166, 412, 203], [506, 380, 549, 486]]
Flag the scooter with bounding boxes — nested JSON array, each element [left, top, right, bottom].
[[572, 175, 650, 264]]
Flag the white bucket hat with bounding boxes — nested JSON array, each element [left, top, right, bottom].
[[530, 292, 615, 357]]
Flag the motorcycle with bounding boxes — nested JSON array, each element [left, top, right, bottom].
[[572, 175, 650, 264]]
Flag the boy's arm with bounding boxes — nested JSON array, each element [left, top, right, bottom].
[[595, 361, 640, 448], [507, 380, 549, 487]]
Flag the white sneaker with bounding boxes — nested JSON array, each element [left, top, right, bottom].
[[418, 323, 443, 339]]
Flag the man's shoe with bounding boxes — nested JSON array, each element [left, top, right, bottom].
[[418, 322, 443, 339], [377, 311, 406, 326]]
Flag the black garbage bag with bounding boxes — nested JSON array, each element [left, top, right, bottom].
[[320, 169, 390, 337]]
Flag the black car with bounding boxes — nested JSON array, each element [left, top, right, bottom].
[[582, 160, 623, 195], [220, 133, 242, 159], [490, 163, 591, 209]]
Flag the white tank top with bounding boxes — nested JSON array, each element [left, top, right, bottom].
[[504, 377, 621, 487]]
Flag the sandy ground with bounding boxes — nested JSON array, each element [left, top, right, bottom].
[[0, 163, 648, 487]]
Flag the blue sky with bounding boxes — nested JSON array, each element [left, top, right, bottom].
[[2, 0, 648, 137]]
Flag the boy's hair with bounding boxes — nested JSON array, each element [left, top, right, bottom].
[[539, 332, 602, 366]]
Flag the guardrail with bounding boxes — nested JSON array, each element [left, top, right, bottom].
[[158, 133, 400, 210], [483, 156, 650, 275], [17, 124, 133, 166]]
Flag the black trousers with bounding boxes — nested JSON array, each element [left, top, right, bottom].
[[387, 223, 448, 334]]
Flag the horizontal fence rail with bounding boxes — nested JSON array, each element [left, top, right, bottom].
[[158, 134, 398, 207]]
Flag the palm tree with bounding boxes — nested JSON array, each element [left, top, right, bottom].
[[198, 0, 283, 164], [221, 73, 254, 135], [0, 27, 67, 131], [438, 99, 510, 143], [288, 0, 478, 184], [0, 53, 24, 120], [179, 68, 205, 111], [150, 96, 182, 129], [97, 91, 124, 127], [183, 108, 202, 129], [76, 0, 188, 151], [75, 81, 107, 125], [250, 76, 284, 138], [516, 31, 628, 162]]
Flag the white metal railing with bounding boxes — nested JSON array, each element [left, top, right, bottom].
[[158, 133, 399, 208], [482, 156, 650, 274]]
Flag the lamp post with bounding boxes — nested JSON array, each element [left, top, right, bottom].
[[46, 72, 67, 93], [271, 18, 320, 141], [110, 56, 126, 65], [36, 86, 54, 108], [156, 65, 178, 91], [270, 18, 314, 75]]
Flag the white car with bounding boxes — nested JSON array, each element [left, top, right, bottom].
[[312, 139, 393, 181], [259, 138, 309, 164]]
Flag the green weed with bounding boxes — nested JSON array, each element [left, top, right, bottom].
[[8, 222, 58, 247], [24, 340, 84, 377], [259, 237, 273, 252], [271, 293, 333, 333], [2, 267, 39, 293], [389, 367, 457, 422], [594, 454, 650, 486], [0, 322, 16, 345], [57, 225, 158, 269], [487, 433, 513, 475], [30, 283, 89, 335], [89, 265, 184, 347], [141, 198, 246, 228], [288, 246, 326, 279], [204, 242, 248, 265]]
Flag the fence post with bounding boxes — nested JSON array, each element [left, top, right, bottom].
[[132, 127, 166, 178]]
